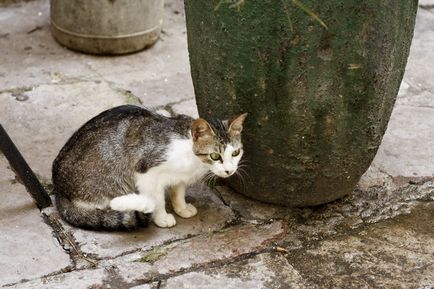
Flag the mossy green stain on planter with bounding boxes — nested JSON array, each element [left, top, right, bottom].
[[185, 0, 418, 206]]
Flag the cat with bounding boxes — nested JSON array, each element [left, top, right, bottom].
[[52, 105, 247, 231]]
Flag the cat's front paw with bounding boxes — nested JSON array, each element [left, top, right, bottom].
[[153, 213, 176, 228], [174, 203, 198, 218]]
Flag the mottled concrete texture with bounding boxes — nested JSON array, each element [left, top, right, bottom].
[[0, 158, 70, 286], [159, 253, 313, 289], [53, 184, 235, 260], [0, 0, 433, 288]]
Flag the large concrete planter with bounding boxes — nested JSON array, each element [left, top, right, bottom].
[[185, 0, 418, 206], [50, 0, 163, 55]]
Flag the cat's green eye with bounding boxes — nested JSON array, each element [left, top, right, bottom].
[[232, 149, 241, 157], [210, 152, 221, 161]]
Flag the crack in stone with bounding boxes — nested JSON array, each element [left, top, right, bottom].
[[6, 219, 257, 288], [100, 266, 134, 289], [399, 103, 434, 110], [0, 78, 109, 96], [375, 167, 395, 181], [419, 4, 434, 10], [211, 187, 246, 229], [0, 86, 33, 95], [161, 104, 176, 117], [9, 222, 277, 288], [155, 98, 194, 117], [105, 82, 144, 106], [101, 212, 249, 263], [42, 210, 99, 268], [100, 232, 204, 262], [212, 186, 231, 207], [131, 249, 269, 287]]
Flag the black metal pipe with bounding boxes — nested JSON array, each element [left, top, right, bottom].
[[0, 124, 52, 209]]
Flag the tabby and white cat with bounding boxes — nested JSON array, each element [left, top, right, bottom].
[[52, 105, 247, 230]]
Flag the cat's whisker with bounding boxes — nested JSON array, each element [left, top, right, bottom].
[[211, 175, 219, 189], [237, 161, 250, 169], [234, 170, 247, 193], [236, 167, 252, 183], [199, 173, 211, 192], [204, 175, 213, 187], [239, 172, 251, 193], [201, 172, 214, 184], [238, 159, 251, 165], [202, 172, 219, 189], [201, 173, 210, 183]]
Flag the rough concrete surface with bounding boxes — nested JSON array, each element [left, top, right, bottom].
[[100, 221, 285, 284], [0, 158, 70, 286], [288, 202, 434, 288], [52, 184, 235, 260], [0, 0, 433, 288], [159, 253, 312, 289]]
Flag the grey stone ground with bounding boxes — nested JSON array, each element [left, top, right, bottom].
[[0, 0, 433, 288]]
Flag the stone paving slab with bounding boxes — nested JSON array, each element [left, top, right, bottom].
[[82, 0, 194, 108], [101, 221, 285, 284], [397, 82, 434, 108], [366, 6, 434, 182], [0, 81, 139, 178], [49, 183, 235, 260], [6, 267, 157, 289], [287, 202, 434, 289], [399, 7, 434, 93], [0, 0, 194, 109], [373, 105, 434, 178], [8, 221, 284, 288], [0, 0, 98, 91], [158, 253, 313, 289], [0, 158, 70, 287]]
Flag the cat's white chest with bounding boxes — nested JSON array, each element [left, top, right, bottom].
[[135, 137, 208, 192], [164, 137, 207, 182]]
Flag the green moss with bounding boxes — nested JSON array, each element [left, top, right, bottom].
[[136, 246, 169, 264]]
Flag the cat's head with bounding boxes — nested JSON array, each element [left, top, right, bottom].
[[191, 113, 247, 178]]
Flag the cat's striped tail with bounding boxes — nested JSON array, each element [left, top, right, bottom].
[[55, 195, 151, 231]]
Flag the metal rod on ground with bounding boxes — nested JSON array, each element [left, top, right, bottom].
[[0, 124, 52, 209]]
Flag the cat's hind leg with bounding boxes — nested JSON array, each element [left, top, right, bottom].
[[170, 183, 197, 218], [110, 194, 155, 213]]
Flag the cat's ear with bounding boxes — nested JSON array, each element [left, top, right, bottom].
[[192, 118, 215, 141], [228, 113, 248, 136]]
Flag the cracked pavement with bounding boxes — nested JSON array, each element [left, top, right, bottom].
[[0, 0, 433, 288]]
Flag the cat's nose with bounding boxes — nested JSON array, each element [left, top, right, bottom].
[[225, 170, 234, 176]]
